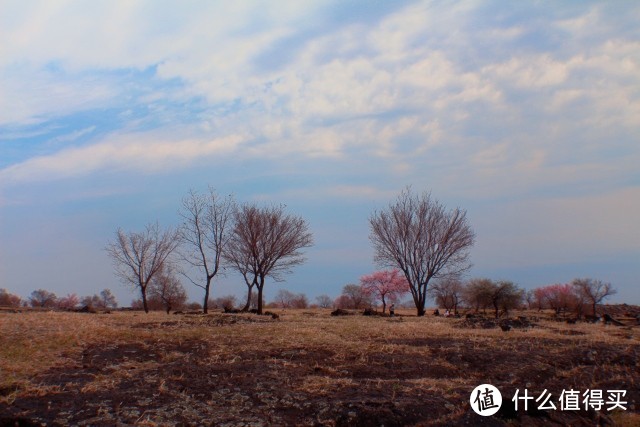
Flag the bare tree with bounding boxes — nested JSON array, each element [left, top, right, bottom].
[[0, 289, 22, 307], [463, 279, 523, 318], [228, 243, 258, 312], [428, 277, 465, 313], [315, 294, 333, 309], [275, 289, 296, 308], [274, 289, 308, 309], [29, 289, 58, 308], [57, 293, 80, 310], [179, 188, 234, 314], [209, 295, 237, 311], [100, 289, 118, 309], [106, 222, 179, 313], [572, 278, 616, 316], [83, 289, 118, 309], [148, 267, 188, 314], [369, 188, 475, 316], [225, 204, 313, 314], [463, 278, 494, 313], [336, 284, 372, 309]]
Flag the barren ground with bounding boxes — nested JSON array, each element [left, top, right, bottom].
[[1, 308, 639, 426]]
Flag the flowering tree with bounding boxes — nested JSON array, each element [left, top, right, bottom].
[[360, 269, 410, 313]]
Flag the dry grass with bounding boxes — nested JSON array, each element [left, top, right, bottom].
[[1, 308, 638, 425]]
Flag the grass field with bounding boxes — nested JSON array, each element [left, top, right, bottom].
[[1, 308, 638, 426]]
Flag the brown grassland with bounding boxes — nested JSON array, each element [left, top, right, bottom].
[[0, 307, 639, 426]]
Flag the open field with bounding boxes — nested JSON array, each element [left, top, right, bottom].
[[1, 308, 639, 426]]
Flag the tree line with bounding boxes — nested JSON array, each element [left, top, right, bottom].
[[106, 187, 313, 315], [0, 288, 118, 310], [0, 187, 617, 317], [104, 186, 478, 316]]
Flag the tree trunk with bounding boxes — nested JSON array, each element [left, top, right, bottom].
[[382, 295, 387, 313], [203, 277, 212, 314], [141, 287, 149, 313], [257, 287, 264, 314], [241, 286, 253, 312], [257, 276, 266, 314]]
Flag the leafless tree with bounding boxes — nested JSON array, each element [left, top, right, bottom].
[[463, 278, 523, 318], [57, 293, 80, 310], [0, 289, 22, 307], [315, 294, 333, 309], [82, 289, 118, 309], [179, 188, 235, 314], [369, 188, 475, 316], [148, 267, 188, 314], [29, 289, 58, 308], [572, 278, 616, 316], [228, 242, 258, 312], [225, 203, 313, 314], [463, 278, 494, 313], [274, 289, 308, 309], [209, 295, 237, 311], [275, 289, 296, 308], [428, 277, 465, 313], [106, 222, 179, 313], [336, 284, 372, 309]]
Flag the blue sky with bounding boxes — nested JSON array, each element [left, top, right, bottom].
[[1, 1, 639, 306]]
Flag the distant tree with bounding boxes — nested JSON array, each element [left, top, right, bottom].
[[369, 188, 475, 316], [360, 269, 410, 313], [336, 284, 372, 309], [148, 268, 188, 314], [0, 289, 22, 307], [83, 289, 118, 309], [225, 203, 313, 314], [57, 293, 80, 310], [490, 281, 524, 318], [464, 278, 494, 313], [272, 290, 308, 309], [428, 277, 465, 313], [315, 294, 333, 309], [29, 289, 58, 308], [572, 278, 616, 316], [179, 188, 235, 314], [290, 293, 308, 309], [209, 295, 237, 311], [533, 288, 545, 311], [100, 289, 118, 309], [275, 289, 296, 308], [185, 301, 203, 311], [464, 279, 523, 318], [536, 284, 574, 314], [106, 222, 179, 313]]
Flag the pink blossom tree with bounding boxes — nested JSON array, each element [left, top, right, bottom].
[[360, 269, 410, 313]]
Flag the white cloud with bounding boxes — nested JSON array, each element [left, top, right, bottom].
[[0, 131, 246, 184]]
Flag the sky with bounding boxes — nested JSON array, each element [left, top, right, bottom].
[[1, 1, 639, 307]]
